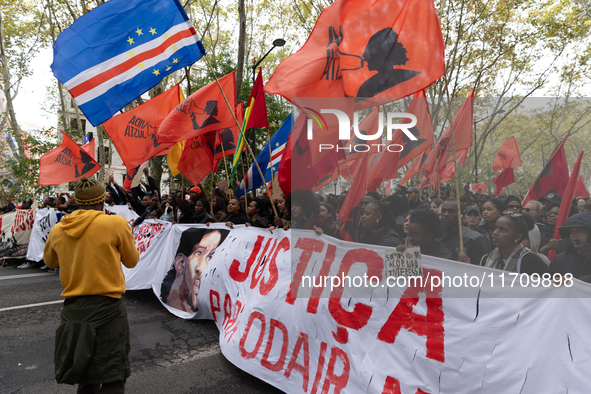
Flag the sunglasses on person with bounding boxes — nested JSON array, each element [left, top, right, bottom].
[[506, 204, 521, 210], [522, 207, 532, 213], [546, 210, 559, 217]]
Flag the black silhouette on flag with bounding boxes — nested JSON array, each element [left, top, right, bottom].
[[214, 128, 237, 155], [74, 151, 98, 178], [189, 100, 221, 130], [356, 28, 419, 99]]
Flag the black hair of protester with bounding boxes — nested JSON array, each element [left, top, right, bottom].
[[291, 189, 321, 219], [409, 208, 444, 238], [487, 197, 505, 213]]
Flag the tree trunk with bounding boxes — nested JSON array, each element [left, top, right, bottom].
[[0, 7, 24, 157], [235, 0, 247, 97]]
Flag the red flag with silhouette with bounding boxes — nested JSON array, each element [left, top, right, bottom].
[[493, 168, 515, 194], [123, 166, 139, 189], [158, 72, 237, 144], [471, 183, 487, 194], [367, 90, 434, 189], [576, 177, 590, 198], [338, 153, 370, 241], [214, 102, 244, 162], [265, 0, 445, 105], [38, 131, 101, 186], [81, 138, 95, 160], [103, 84, 182, 169], [549, 151, 584, 261], [492, 136, 522, 172], [424, 89, 474, 179], [523, 135, 570, 204]]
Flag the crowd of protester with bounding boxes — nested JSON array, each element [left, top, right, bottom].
[[298, 184, 591, 281], [3, 169, 591, 283]]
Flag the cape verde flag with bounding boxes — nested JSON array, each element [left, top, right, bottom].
[[238, 114, 292, 195], [51, 0, 206, 127]]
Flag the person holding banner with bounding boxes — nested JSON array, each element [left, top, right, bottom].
[[398, 209, 453, 259], [358, 201, 402, 247], [479, 211, 552, 275], [43, 177, 139, 392], [441, 199, 490, 264]]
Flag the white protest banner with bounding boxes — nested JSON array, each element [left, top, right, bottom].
[[123, 219, 172, 290], [0, 210, 35, 258], [105, 205, 139, 224], [183, 228, 591, 394], [26, 208, 58, 262]]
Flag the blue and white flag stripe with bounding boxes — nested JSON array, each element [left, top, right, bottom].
[[238, 114, 292, 195]]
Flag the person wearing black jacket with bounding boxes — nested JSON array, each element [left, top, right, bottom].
[[550, 212, 591, 279], [440, 199, 490, 264], [402, 208, 453, 259], [222, 197, 248, 225], [479, 211, 552, 276], [357, 201, 401, 247], [194, 199, 215, 224]]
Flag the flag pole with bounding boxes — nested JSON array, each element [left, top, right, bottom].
[[443, 75, 465, 256], [432, 141, 441, 198], [204, 54, 278, 217], [218, 130, 231, 184], [241, 156, 248, 209]]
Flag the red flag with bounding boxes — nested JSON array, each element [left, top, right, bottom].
[[471, 183, 487, 194], [245, 69, 268, 129], [523, 135, 570, 204], [576, 177, 590, 198], [264, 0, 445, 105], [158, 72, 237, 144], [38, 131, 100, 186], [214, 102, 244, 162], [367, 90, 434, 189], [493, 168, 515, 194], [103, 85, 182, 169], [81, 138, 95, 160], [400, 150, 430, 186], [177, 132, 217, 187], [277, 113, 345, 195], [437, 149, 467, 185], [123, 166, 138, 189], [492, 137, 522, 172], [424, 89, 474, 179], [338, 153, 370, 241], [548, 151, 584, 261]]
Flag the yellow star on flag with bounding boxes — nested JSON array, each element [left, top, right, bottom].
[[128, 51, 135, 57], [153, 69, 160, 76], [149, 27, 157, 35], [171, 44, 177, 50], [138, 63, 145, 70], [172, 58, 179, 63], [127, 37, 135, 45], [165, 66, 172, 71], [135, 28, 143, 36], [163, 33, 169, 39], [275, 142, 279, 147]]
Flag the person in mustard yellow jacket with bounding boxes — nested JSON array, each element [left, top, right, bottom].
[[44, 177, 139, 393]]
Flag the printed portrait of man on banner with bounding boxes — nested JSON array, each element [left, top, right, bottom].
[[159, 228, 229, 312]]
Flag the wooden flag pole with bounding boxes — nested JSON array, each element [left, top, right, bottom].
[[443, 75, 465, 256], [204, 54, 278, 218], [218, 130, 231, 184], [433, 141, 441, 198]]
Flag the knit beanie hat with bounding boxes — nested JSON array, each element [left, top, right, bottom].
[[74, 177, 105, 205]]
